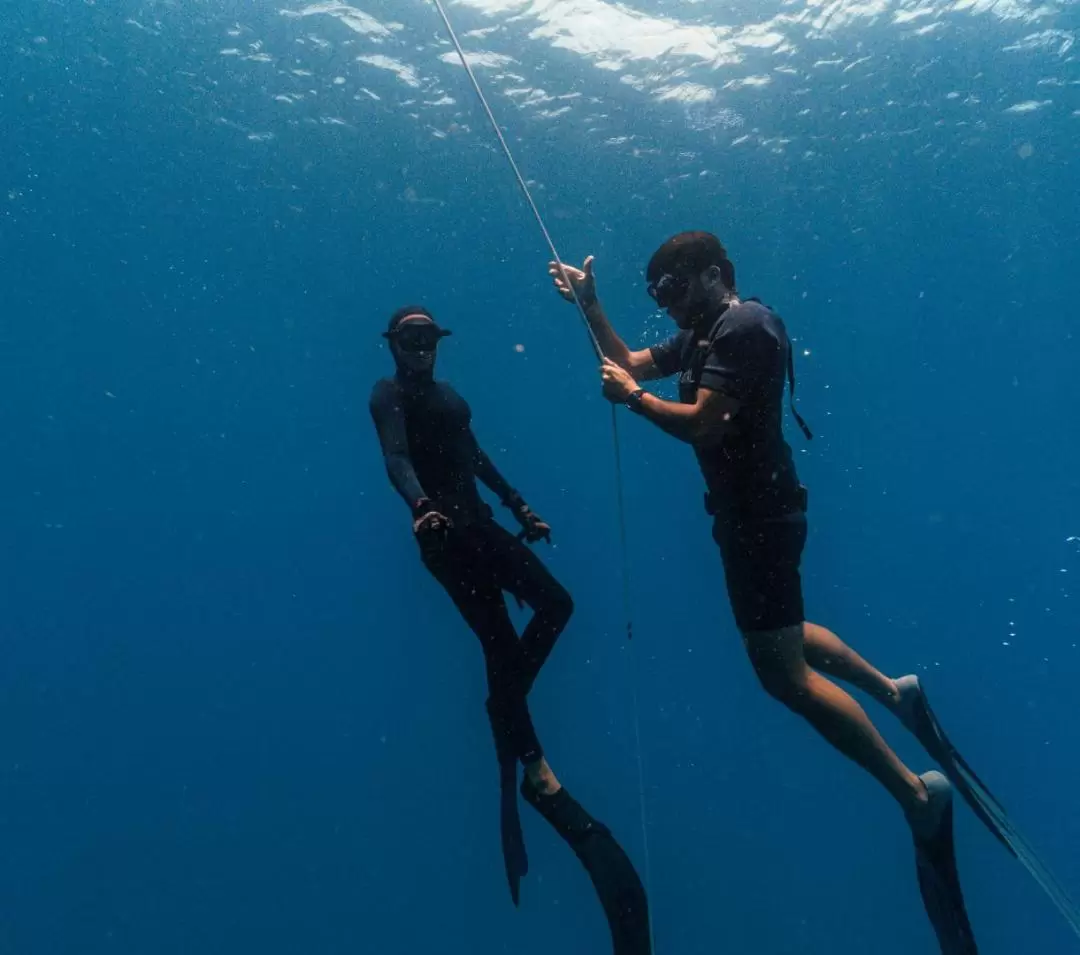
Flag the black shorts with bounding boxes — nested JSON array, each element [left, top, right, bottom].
[[712, 508, 807, 633]]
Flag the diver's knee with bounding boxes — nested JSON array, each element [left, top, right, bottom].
[[548, 586, 574, 625], [755, 667, 809, 710]]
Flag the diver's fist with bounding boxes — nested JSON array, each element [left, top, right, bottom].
[[412, 499, 453, 538]]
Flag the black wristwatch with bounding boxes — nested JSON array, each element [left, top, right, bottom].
[[625, 389, 647, 414]]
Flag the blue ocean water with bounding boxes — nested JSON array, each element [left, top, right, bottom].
[[3, 0, 1079, 952]]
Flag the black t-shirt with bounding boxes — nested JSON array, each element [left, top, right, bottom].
[[369, 377, 493, 525], [649, 300, 801, 514]]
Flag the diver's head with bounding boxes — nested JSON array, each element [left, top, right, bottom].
[[383, 306, 452, 379], [646, 231, 737, 330]]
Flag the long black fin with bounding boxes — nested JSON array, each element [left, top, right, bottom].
[[913, 798, 980, 954], [521, 779, 652, 955], [498, 756, 528, 906], [911, 686, 1080, 939]]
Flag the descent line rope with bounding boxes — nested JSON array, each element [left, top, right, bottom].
[[428, 0, 655, 949]]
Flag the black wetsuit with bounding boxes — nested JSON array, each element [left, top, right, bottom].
[[369, 374, 572, 765], [650, 299, 808, 632], [370, 372, 653, 952]]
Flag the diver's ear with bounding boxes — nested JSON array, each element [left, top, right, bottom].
[[701, 264, 726, 291]]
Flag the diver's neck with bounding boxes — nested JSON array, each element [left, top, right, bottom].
[[695, 294, 739, 331], [714, 292, 740, 314], [395, 367, 434, 389]]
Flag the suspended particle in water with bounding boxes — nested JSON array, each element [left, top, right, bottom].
[[1018, 143, 1034, 159], [514, 343, 525, 353]]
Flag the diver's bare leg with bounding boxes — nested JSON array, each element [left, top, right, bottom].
[[745, 623, 926, 813], [802, 621, 901, 707]]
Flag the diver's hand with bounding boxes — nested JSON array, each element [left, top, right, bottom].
[[511, 502, 552, 545], [412, 501, 453, 538], [548, 256, 597, 309], [600, 357, 638, 403]]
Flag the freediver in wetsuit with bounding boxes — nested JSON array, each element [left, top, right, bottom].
[[369, 306, 651, 955]]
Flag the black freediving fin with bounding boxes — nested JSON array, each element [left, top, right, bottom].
[[487, 703, 528, 905], [521, 777, 652, 955], [901, 678, 1080, 940], [499, 755, 528, 906], [911, 776, 980, 955]]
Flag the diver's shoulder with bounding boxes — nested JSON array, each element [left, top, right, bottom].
[[730, 298, 775, 321], [729, 299, 789, 336], [370, 376, 398, 400]]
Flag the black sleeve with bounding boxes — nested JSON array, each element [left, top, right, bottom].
[[648, 332, 687, 378], [369, 379, 427, 510], [699, 308, 783, 401]]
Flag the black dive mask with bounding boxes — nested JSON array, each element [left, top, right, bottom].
[[387, 323, 452, 352], [647, 272, 692, 309]]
